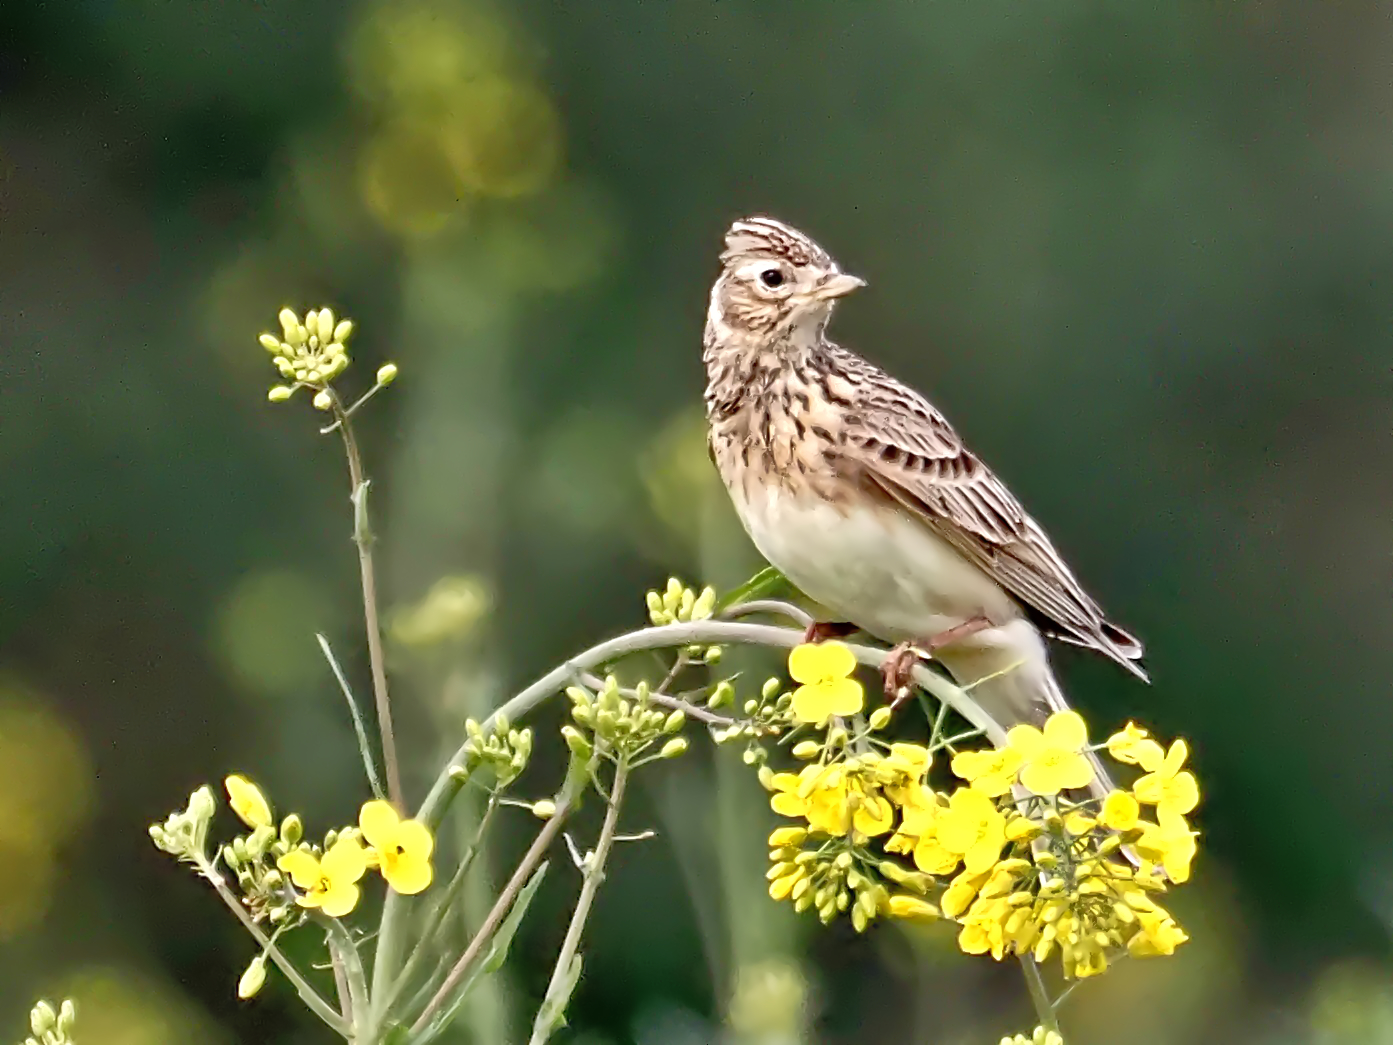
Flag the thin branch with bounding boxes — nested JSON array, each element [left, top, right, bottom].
[[409, 791, 577, 1034], [317, 633, 386, 800], [328, 937, 352, 1026], [196, 858, 349, 1036], [719, 600, 814, 627], [528, 755, 631, 1045], [414, 619, 1008, 831], [328, 392, 402, 810], [323, 918, 369, 1038], [1019, 955, 1061, 1035]]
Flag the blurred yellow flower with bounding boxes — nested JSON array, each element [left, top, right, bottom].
[[1105, 721, 1164, 770], [1099, 789, 1140, 831], [918, 787, 1006, 874], [787, 642, 863, 725], [1006, 711, 1093, 797], [1133, 739, 1200, 818], [224, 775, 272, 830], [277, 839, 368, 917], [360, 800, 435, 894], [950, 746, 1024, 797], [1136, 812, 1198, 883]]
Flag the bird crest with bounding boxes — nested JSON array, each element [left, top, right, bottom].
[[722, 216, 833, 269]]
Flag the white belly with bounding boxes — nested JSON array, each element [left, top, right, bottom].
[[732, 483, 1020, 643]]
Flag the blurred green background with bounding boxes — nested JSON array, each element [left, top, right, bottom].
[[4, 1, 1393, 1042]]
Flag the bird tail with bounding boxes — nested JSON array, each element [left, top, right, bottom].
[[934, 621, 1116, 803]]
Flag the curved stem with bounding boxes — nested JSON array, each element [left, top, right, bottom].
[[414, 619, 1007, 830]]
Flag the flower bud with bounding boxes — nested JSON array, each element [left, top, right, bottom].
[[868, 706, 893, 731], [312, 390, 332, 411], [660, 738, 688, 759], [703, 645, 723, 663], [762, 678, 781, 700], [333, 319, 354, 343], [239, 954, 268, 999], [792, 740, 820, 760], [376, 363, 399, 386], [259, 333, 282, 352], [57, 1001, 75, 1036], [562, 725, 592, 760], [30, 1001, 56, 1036], [267, 385, 293, 402], [280, 814, 303, 845], [531, 799, 556, 819], [663, 710, 685, 733], [708, 680, 734, 708]]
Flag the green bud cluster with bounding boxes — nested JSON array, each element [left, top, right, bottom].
[[148, 786, 216, 864], [261, 307, 353, 401], [458, 715, 533, 789], [767, 839, 889, 932], [644, 578, 722, 662], [712, 675, 792, 752], [566, 676, 688, 761], [221, 815, 309, 929], [22, 999, 76, 1045]]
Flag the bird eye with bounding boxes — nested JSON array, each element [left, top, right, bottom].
[[759, 267, 785, 288]]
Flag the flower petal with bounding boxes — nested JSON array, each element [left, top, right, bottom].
[[359, 799, 402, 850], [790, 685, 831, 726], [319, 880, 361, 917], [789, 641, 855, 684], [277, 851, 321, 889], [384, 854, 434, 895], [1041, 710, 1086, 751], [225, 774, 273, 829], [1005, 724, 1045, 760], [322, 838, 368, 884], [394, 819, 435, 861], [823, 678, 864, 718], [1054, 752, 1095, 792]]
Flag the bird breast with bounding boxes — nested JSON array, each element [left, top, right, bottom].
[[727, 479, 1022, 644]]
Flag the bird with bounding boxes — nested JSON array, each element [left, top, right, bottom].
[[702, 215, 1146, 790]]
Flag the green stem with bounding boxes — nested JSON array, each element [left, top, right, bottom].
[[1018, 955, 1061, 1036], [329, 394, 402, 810], [380, 796, 499, 1021], [413, 618, 1008, 833], [409, 792, 577, 1035], [197, 857, 349, 1036], [527, 755, 630, 1045], [324, 918, 370, 1038]]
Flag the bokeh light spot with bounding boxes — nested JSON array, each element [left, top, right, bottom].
[[212, 570, 337, 699]]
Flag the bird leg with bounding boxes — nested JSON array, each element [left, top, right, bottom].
[[801, 620, 859, 644], [882, 616, 993, 703]]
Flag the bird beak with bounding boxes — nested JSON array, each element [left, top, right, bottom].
[[814, 273, 867, 300]]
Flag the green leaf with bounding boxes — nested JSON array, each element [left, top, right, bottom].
[[714, 565, 791, 612], [410, 862, 550, 1045], [529, 953, 583, 1045]]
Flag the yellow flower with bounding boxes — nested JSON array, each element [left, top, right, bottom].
[[941, 868, 990, 918], [1099, 790, 1141, 831], [769, 765, 850, 836], [787, 642, 863, 725], [886, 895, 940, 921], [1133, 739, 1199, 819], [950, 747, 1024, 797], [1105, 721, 1164, 770], [849, 783, 894, 837], [1129, 906, 1190, 956], [1006, 711, 1094, 797], [360, 800, 435, 894], [1135, 811, 1197, 883], [919, 787, 1006, 874], [277, 839, 367, 917], [768, 826, 807, 848], [225, 775, 272, 829], [878, 743, 931, 801]]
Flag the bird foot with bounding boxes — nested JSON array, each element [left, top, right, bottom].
[[801, 620, 859, 644], [881, 617, 993, 704]]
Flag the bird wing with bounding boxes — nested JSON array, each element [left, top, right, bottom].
[[827, 349, 1148, 679]]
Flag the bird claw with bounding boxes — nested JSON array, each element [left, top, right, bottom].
[[880, 617, 994, 704]]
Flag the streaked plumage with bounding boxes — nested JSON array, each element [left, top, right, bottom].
[[703, 216, 1146, 749]]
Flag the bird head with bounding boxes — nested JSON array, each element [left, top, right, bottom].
[[708, 216, 865, 340]]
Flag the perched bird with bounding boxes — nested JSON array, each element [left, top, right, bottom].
[[702, 216, 1146, 782]]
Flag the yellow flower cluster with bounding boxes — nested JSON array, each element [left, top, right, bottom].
[[1000, 1029, 1063, 1045], [759, 643, 1200, 980], [644, 577, 722, 663], [155, 775, 435, 921]]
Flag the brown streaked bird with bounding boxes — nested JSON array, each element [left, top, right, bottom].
[[703, 216, 1146, 790]]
